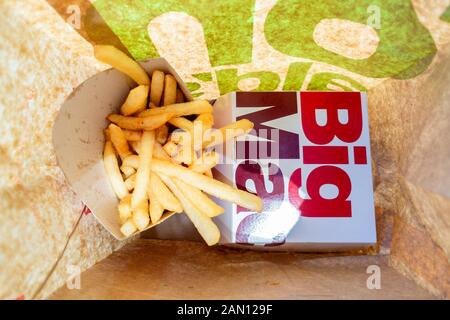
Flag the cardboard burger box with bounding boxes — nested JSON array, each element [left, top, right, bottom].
[[53, 58, 375, 251], [213, 91, 375, 250]]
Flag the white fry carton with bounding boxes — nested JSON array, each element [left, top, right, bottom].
[[53, 58, 192, 240]]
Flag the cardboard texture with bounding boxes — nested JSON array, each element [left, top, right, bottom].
[[1, 0, 449, 299]]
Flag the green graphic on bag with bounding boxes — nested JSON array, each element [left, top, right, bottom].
[[265, 0, 436, 79], [441, 6, 450, 22], [93, 0, 255, 67], [53, 0, 441, 95]]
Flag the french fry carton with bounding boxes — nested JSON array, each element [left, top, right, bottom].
[[52, 58, 192, 240]]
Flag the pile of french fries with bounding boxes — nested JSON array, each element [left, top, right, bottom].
[[95, 45, 263, 246]]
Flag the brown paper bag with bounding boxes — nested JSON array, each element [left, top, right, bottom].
[[0, 0, 449, 299]]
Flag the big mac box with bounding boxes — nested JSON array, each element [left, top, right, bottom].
[[211, 91, 376, 250], [53, 53, 376, 251]]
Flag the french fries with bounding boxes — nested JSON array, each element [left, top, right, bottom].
[[122, 130, 142, 141], [123, 167, 182, 214], [169, 130, 191, 145], [120, 219, 137, 237], [130, 141, 141, 154], [148, 183, 164, 224], [118, 194, 132, 223], [109, 123, 132, 160], [160, 174, 220, 246], [138, 100, 212, 118], [94, 45, 149, 85], [168, 115, 212, 148], [163, 74, 177, 106], [189, 151, 220, 174], [121, 85, 149, 116], [195, 113, 214, 129], [132, 130, 155, 209], [176, 88, 185, 103], [153, 142, 172, 161], [172, 143, 195, 165], [104, 128, 111, 141], [156, 124, 169, 144], [122, 154, 139, 169], [168, 117, 194, 132], [133, 199, 150, 231], [150, 70, 165, 106], [149, 173, 182, 213], [120, 166, 136, 178], [163, 140, 179, 157], [124, 174, 136, 191], [173, 178, 224, 217], [103, 141, 129, 199], [151, 159, 263, 212], [98, 45, 262, 242], [108, 113, 174, 131], [203, 119, 254, 148], [204, 169, 213, 178]]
